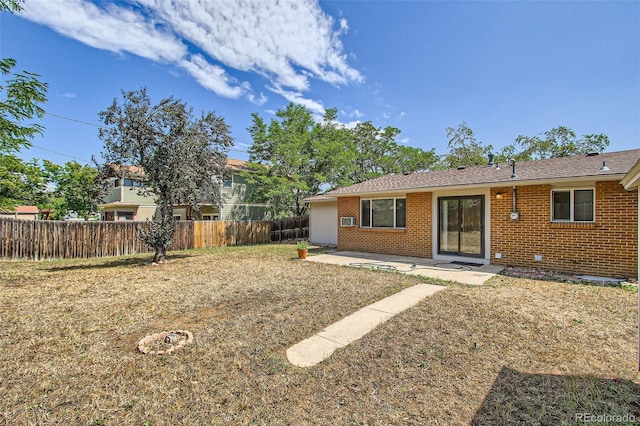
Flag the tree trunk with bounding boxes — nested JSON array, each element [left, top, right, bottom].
[[153, 247, 166, 263]]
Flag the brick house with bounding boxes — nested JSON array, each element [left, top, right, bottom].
[[310, 149, 640, 279]]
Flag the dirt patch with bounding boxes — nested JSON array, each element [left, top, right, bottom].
[[501, 265, 636, 286]]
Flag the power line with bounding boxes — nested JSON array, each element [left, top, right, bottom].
[[40, 111, 249, 158], [28, 144, 92, 164], [45, 112, 105, 128]]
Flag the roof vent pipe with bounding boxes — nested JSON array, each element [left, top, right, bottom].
[[600, 161, 609, 171], [510, 159, 517, 179]]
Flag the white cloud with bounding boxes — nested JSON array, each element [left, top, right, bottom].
[[23, 0, 362, 106], [267, 86, 325, 115], [339, 18, 349, 33], [351, 109, 364, 119], [338, 120, 361, 130], [23, 0, 186, 62], [400, 137, 410, 144], [247, 92, 268, 106], [59, 92, 76, 98], [179, 55, 245, 99]]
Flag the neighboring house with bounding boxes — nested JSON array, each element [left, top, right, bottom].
[[0, 205, 39, 220], [99, 159, 268, 221], [308, 149, 640, 279], [99, 165, 157, 221]]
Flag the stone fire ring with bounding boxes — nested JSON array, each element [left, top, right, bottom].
[[138, 330, 193, 355]]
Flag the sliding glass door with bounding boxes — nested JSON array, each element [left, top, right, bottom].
[[438, 196, 484, 257]]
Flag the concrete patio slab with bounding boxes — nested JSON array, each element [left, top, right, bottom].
[[306, 251, 504, 286], [286, 283, 445, 367]]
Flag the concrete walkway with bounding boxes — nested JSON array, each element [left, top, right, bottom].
[[286, 283, 445, 367], [306, 251, 504, 286]]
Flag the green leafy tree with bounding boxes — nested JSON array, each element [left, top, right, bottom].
[[312, 107, 354, 189], [98, 88, 233, 262], [0, 155, 51, 209], [499, 126, 610, 161], [339, 121, 437, 183], [0, 58, 47, 152], [43, 160, 105, 220], [0, 0, 49, 210], [443, 122, 494, 168], [1, 0, 48, 153], [246, 104, 326, 217], [246, 103, 438, 216]]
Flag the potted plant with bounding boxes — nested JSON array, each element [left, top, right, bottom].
[[296, 241, 309, 259]]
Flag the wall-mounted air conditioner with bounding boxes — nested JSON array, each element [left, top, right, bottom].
[[340, 217, 356, 227]]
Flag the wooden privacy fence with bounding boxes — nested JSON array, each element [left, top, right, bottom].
[[193, 220, 270, 249], [0, 218, 272, 261], [270, 215, 309, 242]]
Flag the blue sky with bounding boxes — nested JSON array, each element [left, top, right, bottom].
[[2, 0, 639, 165]]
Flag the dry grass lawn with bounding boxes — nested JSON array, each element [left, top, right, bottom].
[[1, 244, 638, 425]]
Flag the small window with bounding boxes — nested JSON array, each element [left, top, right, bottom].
[[361, 200, 371, 227], [123, 178, 143, 187], [223, 176, 232, 188], [117, 211, 134, 221], [361, 198, 406, 228], [396, 199, 406, 228], [552, 189, 594, 222]]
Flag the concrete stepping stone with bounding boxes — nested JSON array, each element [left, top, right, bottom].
[[286, 283, 445, 367]]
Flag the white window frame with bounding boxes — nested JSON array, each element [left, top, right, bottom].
[[551, 188, 595, 223], [360, 197, 406, 229]]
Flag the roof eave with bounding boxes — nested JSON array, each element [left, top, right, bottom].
[[328, 173, 626, 198], [621, 159, 640, 190]]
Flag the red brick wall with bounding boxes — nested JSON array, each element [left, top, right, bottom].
[[337, 193, 432, 258], [490, 181, 638, 278], [335, 181, 637, 278]]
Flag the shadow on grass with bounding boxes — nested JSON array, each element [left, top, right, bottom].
[[308, 246, 336, 255], [472, 367, 640, 425], [45, 253, 195, 272]]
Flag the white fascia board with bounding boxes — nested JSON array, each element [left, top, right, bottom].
[[331, 174, 626, 198]]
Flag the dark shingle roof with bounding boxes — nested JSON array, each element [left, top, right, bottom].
[[327, 149, 640, 196]]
